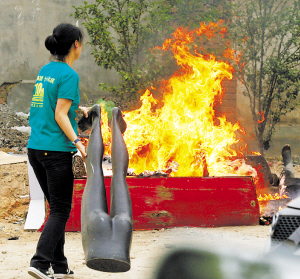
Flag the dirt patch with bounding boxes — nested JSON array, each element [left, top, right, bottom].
[[0, 222, 271, 279], [0, 162, 29, 224]]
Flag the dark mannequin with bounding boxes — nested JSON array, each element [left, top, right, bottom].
[[79, 105, 132, 272]]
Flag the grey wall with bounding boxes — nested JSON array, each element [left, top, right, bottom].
[[0, 0, 117, 112]]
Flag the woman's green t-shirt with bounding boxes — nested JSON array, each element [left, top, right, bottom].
[[27, 61, 80, 152]]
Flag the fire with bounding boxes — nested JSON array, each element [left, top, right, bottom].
[[257, 111, 265, 123], [79, 137, 89, 147], [251, 151, 261, 156], [99, 105, 111, 154], [99, 21, 259, 178], [79, 108, 111, 152], [258, 193, 289, 202]]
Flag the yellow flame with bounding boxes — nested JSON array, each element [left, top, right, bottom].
[[99, 104, 111, 155], [251, 151, 262, 156], [101, 22, 257, 178], [258, 193, 289, 201]]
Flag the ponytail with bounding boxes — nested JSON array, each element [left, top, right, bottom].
[[45, 34, 59, 55]]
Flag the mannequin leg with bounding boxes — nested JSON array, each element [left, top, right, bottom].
[[81, 105, 132, 272]]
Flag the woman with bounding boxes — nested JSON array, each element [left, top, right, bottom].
[[27, 23, 89, 279]]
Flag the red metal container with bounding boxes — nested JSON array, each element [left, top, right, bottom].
[[62, 176, 259, 231]]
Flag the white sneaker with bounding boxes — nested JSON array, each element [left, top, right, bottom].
[[28, 267, 54, 279], [53, 269, 74, 279]]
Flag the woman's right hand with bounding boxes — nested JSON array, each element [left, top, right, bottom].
[[76, 140, 87, 160]]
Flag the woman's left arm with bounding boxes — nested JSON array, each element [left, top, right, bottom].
[[55, 98, 87, 158]]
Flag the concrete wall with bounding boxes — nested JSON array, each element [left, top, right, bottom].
[[215, 77, 237, 124], [0, 0, 117, 112]]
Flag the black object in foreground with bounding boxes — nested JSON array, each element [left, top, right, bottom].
[[7, 236, 19, 240], [80, 105, 132, 272]]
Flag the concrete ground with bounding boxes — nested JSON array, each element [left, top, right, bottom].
[[0, 222, 271, 279]]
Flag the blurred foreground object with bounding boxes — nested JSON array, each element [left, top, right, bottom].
[[154, 246, 300, 279], [265, 196, 300, 257]]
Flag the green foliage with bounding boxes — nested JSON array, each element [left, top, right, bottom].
[[145, 0, 231, 48], [72, 0, 150, 100], [231, 0, 300, 152], [72, 0, 231, 102]]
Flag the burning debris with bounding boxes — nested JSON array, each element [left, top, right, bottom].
[[72, 154, 87, 179], [257, 144, 300, 221]]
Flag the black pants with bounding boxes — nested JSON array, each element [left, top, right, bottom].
[[28, 148, 74, 273]]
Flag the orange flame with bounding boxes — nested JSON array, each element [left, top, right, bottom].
[[223, 43, 241, 65], [258, 111, 265, 123], [79, 137, 89, 147], [258, 193, 289, 201], [99, 104, 112, 155], [100, 22, 257, 178]]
